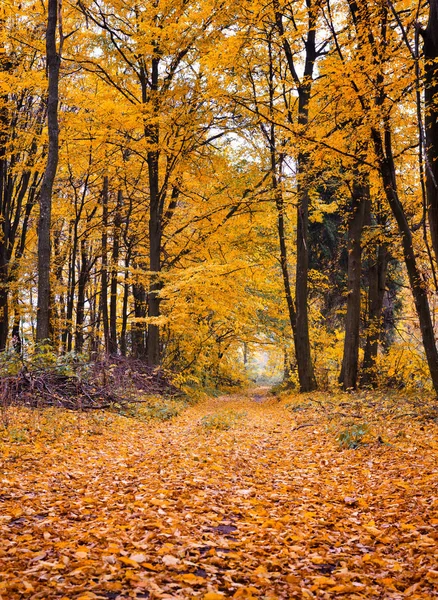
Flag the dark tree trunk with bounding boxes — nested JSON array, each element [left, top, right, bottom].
[[120, 251, 131, 357], [132, 272, 147, 360], [423, 1, 438, 265], [272, 162, 298, 373], [361, 241, 388, 386], [100, 176, 109, 353], [0, 43, 10, 351], [147, 132, 161, 367], [339, 172, 368, 390], [36, 0, 61, 343], [295, 154, 317, 391], [75, 240, 88, 353], [372, 124, 438, 394], [0, 256, 8, 351], [275, 1, 318, 391], [64, 224, 76, 352], [109, 189, 122, 354]]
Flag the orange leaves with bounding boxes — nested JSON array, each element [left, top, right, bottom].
[[1, 391, 438, 598]]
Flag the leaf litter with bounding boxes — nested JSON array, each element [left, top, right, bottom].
[[0, 390, 437, 599]]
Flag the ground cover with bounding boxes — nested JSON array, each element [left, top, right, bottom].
[[0, 391, 437, 599]]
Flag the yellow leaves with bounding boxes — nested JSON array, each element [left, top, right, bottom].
[[232, 587, 258, 598], [119, 556, 141, 568], [177, 573, 207, 585], [310, 575, 337, 589], [2, 391, 438, 600], [161, 554, 180, 566], [261, 518, 281, 529], [363, 522, 383, 538]]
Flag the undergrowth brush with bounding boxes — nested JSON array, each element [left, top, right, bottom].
[[200, 409, 247, 431]]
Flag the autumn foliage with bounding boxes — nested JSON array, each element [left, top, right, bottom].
[[1, 1, 438, 597], [1, 391, 438, 599]]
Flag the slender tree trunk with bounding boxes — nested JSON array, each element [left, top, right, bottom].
[[132, 271, 147, 360], [423, 1, 438, 264], [372, 125, 438, 394], [143, 52, 162, 368], [272, 164, 298, 365], [295, 152, 317, 391], [36, 0, 61, 343], [64, 227, 76, 352], [0, 255, 8, 351], [100, 176, 109, 353], [75, 240, 88, 353], [120, 251, 131, 357], [274, 3, 318, 391], [339, 172, 368, 390], [361, 241, 388, 386], [0, 43, 10, 351], [109, 189, 122, 354], [147, 135, 161, 367]]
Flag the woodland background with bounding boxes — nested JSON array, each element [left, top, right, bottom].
[[2, 0, 438, 395]]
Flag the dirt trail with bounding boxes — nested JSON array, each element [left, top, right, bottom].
[[0, 391, 437, 599]]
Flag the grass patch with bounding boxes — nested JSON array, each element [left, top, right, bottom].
[[200, 409, 247, 431], [111, 396, 188, 422], [337, 422, 370, 449]]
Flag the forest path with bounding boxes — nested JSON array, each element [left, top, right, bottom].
[[1, 390, 437, 599]]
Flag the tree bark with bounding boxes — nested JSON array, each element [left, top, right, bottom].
[[275, 1, 318, 391], [0, 255, 8, 351], [146, 121, 161, 366], [100, 175, 109, 353], [75, 240, 88, 353], [372, 124, 438, 394], [36, 0, 61, 343], [339, 172, 368, 390], [132, 270, 147, 360], [423, 1, 438, 265], [109, 189, 122, 354], [361, 240, 388, 386]]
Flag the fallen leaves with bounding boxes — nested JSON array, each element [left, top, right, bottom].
[[0, 390, 437, 598]]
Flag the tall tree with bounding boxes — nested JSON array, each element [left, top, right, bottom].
[[339, 166, 368, 390], [36, 0, 62, 342], [422, 0, 438, 266], [273, 0, 322, 391]]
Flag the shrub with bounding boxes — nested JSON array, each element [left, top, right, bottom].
[[337, 423, 370, 449], [200, 409, 246, 431]]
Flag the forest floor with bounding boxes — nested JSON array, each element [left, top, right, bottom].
[[0, 389, 437, 600]]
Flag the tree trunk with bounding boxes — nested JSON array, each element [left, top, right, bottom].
[[361, 241, 388, 386], [100, 175, 109, 353], [372, 124, 438, 394], [423, 1, 438, 265], [0, 254, 8, 351], [147, 136, 161, 367], [274, 3, 318, 391], [295, 153, 317, 391], [339, 172, 368, 390], [109, 189, 122, 354], [36, 0, 61, 343], [132, 273, 147, 360], [120, 251, 131, 357], [75, 240, 88, 353], [0, 43, 9, 351]]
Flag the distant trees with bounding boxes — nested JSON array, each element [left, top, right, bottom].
[[0, 0, 438, 393]]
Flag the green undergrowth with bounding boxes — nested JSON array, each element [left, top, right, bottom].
[[200, 409, 247, 431], [111, 395, 189, 422]]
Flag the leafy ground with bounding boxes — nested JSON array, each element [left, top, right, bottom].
[[0, 390, 437, 600]]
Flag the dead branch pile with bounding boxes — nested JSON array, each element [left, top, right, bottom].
[[91, 356, 183, 399], [1, 356, 182, 410]]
